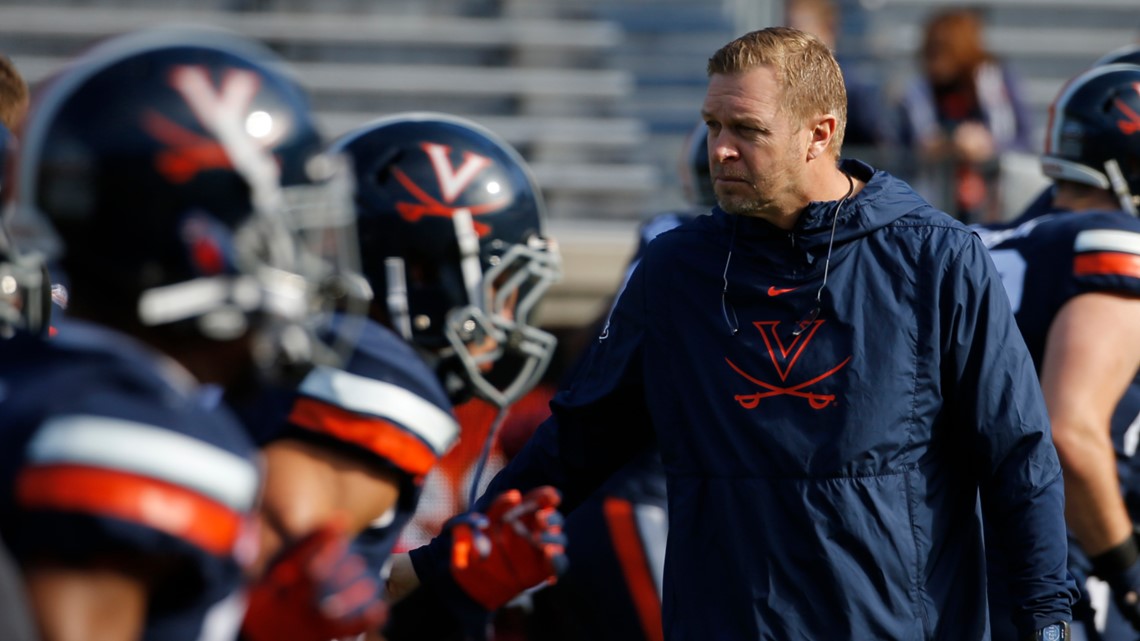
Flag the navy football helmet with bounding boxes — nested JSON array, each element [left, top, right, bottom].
[[1093, 44, 1140, 68], [330, 112, 561, 408], [1042, 64, 1140, 216], [681, 121, 715, 209], [4, 26, 363, 369]]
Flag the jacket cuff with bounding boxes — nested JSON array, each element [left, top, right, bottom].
[[408, 533, 492, 637]]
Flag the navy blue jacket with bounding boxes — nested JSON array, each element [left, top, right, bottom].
[[414, 160, 1077, 640]]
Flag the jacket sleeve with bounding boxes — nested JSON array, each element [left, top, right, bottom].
[[941, 233, 1078, 635]]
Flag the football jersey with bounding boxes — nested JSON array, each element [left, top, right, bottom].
[[984, 210, 1140, 639], [0, 320, 261, 641], [985, 210, 1140, 484], [237, 314, 459, 575]]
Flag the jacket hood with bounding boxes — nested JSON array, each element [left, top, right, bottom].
[[707, 159, 932, 251]]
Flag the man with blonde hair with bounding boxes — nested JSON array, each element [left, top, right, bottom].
[[400, 26, 1077, 640]]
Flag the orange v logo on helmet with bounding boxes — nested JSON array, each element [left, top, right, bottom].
[[725, 320, 851, 410], [144, 66, 263, 183], [391, 142, 510, 237], [1117, 84, 1140, 135]]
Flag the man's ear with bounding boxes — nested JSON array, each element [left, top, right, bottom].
[[805, 113, 839, 160]]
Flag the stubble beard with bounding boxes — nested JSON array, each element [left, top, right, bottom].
[[715, 176, 778, 218]]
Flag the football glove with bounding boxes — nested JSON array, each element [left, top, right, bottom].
[[1091, 531, 1140, 631], [242, 516, 387, 641], [448, 486, 568, 611]]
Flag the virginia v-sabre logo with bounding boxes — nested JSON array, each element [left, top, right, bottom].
[[725, 320, 851, 410], [390, 142, 510, 236]]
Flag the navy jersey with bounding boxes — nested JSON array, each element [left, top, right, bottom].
[[984, 210, 1140, 466], [984, 210, 1140, 640], [238, 315, 459, 575], [0, 320, 261, 641]]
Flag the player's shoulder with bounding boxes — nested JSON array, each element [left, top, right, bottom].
[[331, 317, 452, 410], [1020, 210, 1140, 296], [1, 324, 255, 456], [1014, 209, 1140, 251], [0, 331, 260, 578], [290, 317, 459, 477]]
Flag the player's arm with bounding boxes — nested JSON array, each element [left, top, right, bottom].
[[1041, 292, 1140, 556], [255, 439, 401, 572], [254, 359, 460, 567], [1041, 291, 1140, 630], [23, 562, 147, 641]]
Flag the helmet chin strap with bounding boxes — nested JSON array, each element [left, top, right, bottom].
[[384, 257, 413, 340], [453, 209, 484, 309], [466, 405, 511, 508], [1105, 159, 1139, 217]]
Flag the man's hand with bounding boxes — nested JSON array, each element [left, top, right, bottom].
[[448, 486, 568, 611], [242, 516, 387, 641]]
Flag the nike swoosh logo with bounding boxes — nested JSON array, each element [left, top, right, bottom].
[[767, 286, 798, 296]]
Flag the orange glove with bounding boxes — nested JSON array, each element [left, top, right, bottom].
[[242, 517, 387, 641], [448, 486, 568, 611]]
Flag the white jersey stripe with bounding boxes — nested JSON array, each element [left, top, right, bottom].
[[27, 415, 259, 512], [297, 365, 458, 456], [1075, 229, 1140, 256], [634, 503, 668, 600]]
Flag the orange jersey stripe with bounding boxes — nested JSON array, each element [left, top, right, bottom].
[[603, 497, 665, 641], [288, 396, 438, 477], [16, 464, 242, 556], [1074, 251, 1140, 279]]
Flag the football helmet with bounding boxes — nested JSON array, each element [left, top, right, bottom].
[[681, 121, 715, 209], [4, 26, 363, 369], [1093, 44, 1140, 68], [330, 112, 561, 408], [1041, 64, 1140, 215]]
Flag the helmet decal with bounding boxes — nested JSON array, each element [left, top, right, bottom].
[[331, 112, 561, 407], [390, 143, 509, 236], [1116, 83, 1140, 135]]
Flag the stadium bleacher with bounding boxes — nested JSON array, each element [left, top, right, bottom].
[[6, 0, 1133, 324]]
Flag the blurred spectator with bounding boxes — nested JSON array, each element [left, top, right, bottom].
[[784, 0, 893, 151], [0, 55, 28, 133], [897, 8, 1034, 223], [0, 55, 29, 199]]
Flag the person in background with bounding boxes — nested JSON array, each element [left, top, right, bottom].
[[0, 54, 29, 200], [897, 7, 1035, 223], [0, 54, 27, 135], [783, 0, 893, 152]]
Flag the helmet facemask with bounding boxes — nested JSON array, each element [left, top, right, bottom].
[[387, 209, 561, 408]]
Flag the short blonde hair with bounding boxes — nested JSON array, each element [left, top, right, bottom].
[[707, 27, 847, 155]]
